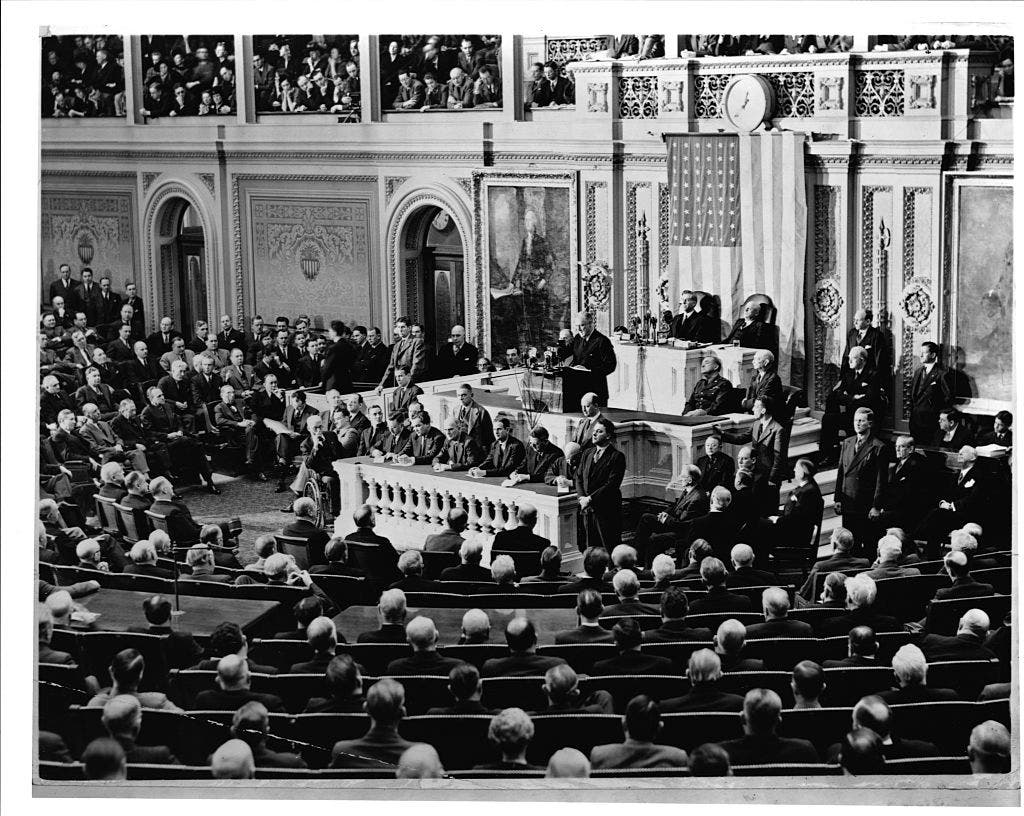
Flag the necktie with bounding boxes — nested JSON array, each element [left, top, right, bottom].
[[594, 447, 603, 462], [854, 438, 863, 454]]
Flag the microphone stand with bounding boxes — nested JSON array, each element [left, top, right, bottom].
[[171, 545, 192, 619]]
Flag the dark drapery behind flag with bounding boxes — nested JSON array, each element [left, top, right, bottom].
[[666, 132, 807, 383]]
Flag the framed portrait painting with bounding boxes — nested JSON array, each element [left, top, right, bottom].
[[474, 171, 578, 360]]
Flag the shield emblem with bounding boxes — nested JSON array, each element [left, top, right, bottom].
[[299, 248, 321, 281], [77, 234, 94, 265]]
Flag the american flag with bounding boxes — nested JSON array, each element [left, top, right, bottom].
[[667, 132, 806, 383]]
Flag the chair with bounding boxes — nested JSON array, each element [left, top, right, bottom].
[[168, 669, 219, 708], [598, 614, 662, 632], [435, 580, 490, 595], [659, 712, 744, 751], [639, 641, 714, 671], [718, 671, 794, 707], [770, 517, 821, 578], [127, 764, 215, 780], [881, 756, 971, 775], [779, 707, 855, 755], [591, 767, 692, 778], [789, 608, 847, 629], [144, 509, 181, 545], [94, 494, 124, 538], [98, 572, 174, 594], [480, 676, 549, 712], [686, 612, 763, 631], [971, 567, 1010, 595], [925, 659, 1000, 701], [741, 638, 820, 670], [741, 293, 777, 326], [273, 713, 371, 767], [346, 541, 388, 577], [527, 714, 623, 765], [248, 639, 315, 672], [68, 630, 172, 691], [821, 666, 895, 706], [339, 643, 412, 675], [399, 715, 493, 770], [449, 768, 546, 779], [381, 674, 452, 715], [37, 762, 85, 780], [732, 763, 839, 777], [491, 549, 542, 578], [536, 644, 617, 674], [874, 574, 950, 623], [309, 573, 376, 608], [514, 581, 565, 595], [888, 701, 983, 755], [438, 644, 510, 669], [582, 674, 688, 713], [925, 595, 1011, 636], [38, 662, 89, 693], [250, 673, 331, 715], [38, 678, 90, 738], [419, 550, 460, 579], [729, 585, 794, 608], [275, 534, 313, 571]]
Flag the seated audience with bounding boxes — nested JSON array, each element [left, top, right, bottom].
[[725, 544, 778, 588], [475, 708, 542, 770], [878, 645, 959, 705], [649, 554, 679, 592], [790, 660, 825, 710], [678, 539, 714, 579], [546, 748, 590, 778], [602, 570, 659, 617], [745, 586, 814, 639], [195, 620, 278, 674], [661, 649, 744, 713], [193, 654, 286, 713], [823, 626, 883, 668], [690, 557, 752, 615], [229, 701, 307, 768], [864, 534, 921, 580], [481, 617, 566, 677], [439, 539, 492, 583], [303, 654, 366, 714], [969, 721, 1011, 775], [390, 550, 444, 593], [211, 739, 255, 779], [308, 536, 365, 578], [127, 594, 203, 668], [819, 574, 900, 637], [88, 648, 182, 712], [718, 689, 819, 765], [180, 544, 231, 583], [481, 554, 519, 594], [714, 619, 764, 671], [343, 505, 400, 581], [802, 571, 849, 612], [396, 744, 445, 779], [521, 545, 572, 584], [838, 728, 886, 775], [385, 616, 464, 676], [826, 695, 939, 761], [424, 508, 469, 553], [331, 678, 418, 768], [592, 618, 675, 675], [82, 737, 128, 781], [554, 589, 615, 644], [124, 540, 172, 579], [290, 617, 342, 673], [643, 587, 714, 643], [427, 664, 493, 715], [273, 596, 323, 640], [459, 609, 491, 644], [538, 664, 613, 714], [919, 609, 996, 662], [688, 742, 732, 777], [557, 546, 612, 594], [491, 504, 549, 552], [590, 695, 689, 769], [933, 550, 995, 601], [357, 588, 408, 643]]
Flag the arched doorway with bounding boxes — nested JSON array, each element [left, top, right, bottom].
[[397, 205, 468, 344], [152, 197, 209, 333]]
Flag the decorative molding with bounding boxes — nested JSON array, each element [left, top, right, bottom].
[[41, 169, 138, 179], [196, 173, 216, 197], [765, 72, 816, 117], [584, 181, 606, 264], [659, 80, 684, 113], [618, 76, 659, 119], [492, 152, 615, 164], [908, 73, 937, 109], [384, 176, 409, 205], [625, 181, 651, 319], [901, 186, 933, 418], [854, 69, 906, 117], [455, 177, 473, 198], [404, 258, 419, 320], [812, 185, 841, 410], [900, 278, 936, 329], [142, 172, 161, 194], [586, 82, 609, 113], [818, 75, 844, 111], [694, 74, 729, 119], [860, 186, 891, 312], [546, 37, 609, 68], [813, 279, 844, 327], [42, 148, 477, 164], [657, 182, 670, 276]]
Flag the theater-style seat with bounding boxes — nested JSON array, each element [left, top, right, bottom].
[[51, 630, 170, 691], [582, 674, 688, 713], [779, 707, 854, 755], [874, 574, 950, 622], [248, 639, 317, 672], [969, 567, 1010, 595], [925, 660, 1000, 701], [38, 679, 90, 739], [449, 768, 546, 779], [527, 714, 622, 765], [256, 767, 395, 779], [732, 763, 839, 776], [38, 761, 86, 780], [479, 676, 549, 712], [686, 612, 763, 632], [591, 767, 691, 778], [381, 674, 453, 715], [728, 585, 795, 609], [881, 756, 971, 775], [597, 614, 662, 632], [339, 643, 412, 675], [926, 595, 1012, 636], [249, 673, 330, 714], [789, 607, 847, 631], [639, 641, 715, 671], [438, 644, 510, 668], [537, 644, 618, 674], [888, 701, 984, 755], [821, 666, 895, 706], [404, 592, 567, 609], [418, 550, 459, 579], [272, 713, 371, 768], [491, 549, 542, 578], [718, 671, 794, 707], [400, 715, 493, 769], [741, 638, 820, 670], [659, 712, 743, 750]]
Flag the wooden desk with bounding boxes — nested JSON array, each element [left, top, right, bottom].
[[334, 605, 578, 646], [75, 588, 283, 637]]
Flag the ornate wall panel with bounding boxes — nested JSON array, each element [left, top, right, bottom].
[[618, 76, 658, 119], [248, 197, 372, 328], [40, 191, 136, 294], [625, 181, 651, 319], [859, 185, 893, 314], [900, 186, 935, 419], [811, 185, 843, 410], [854, 70, 906, 117]]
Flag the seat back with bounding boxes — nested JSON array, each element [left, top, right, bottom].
[[339, 643, 412, 676], [113, 502, 151, 544], [275, 534, 312, 571], [127, 764, 216, 780], [659, 712, 743, 750], [874, 574, 951, 622], [38, 678, 90, 737], [437, 644, 510, 669], [100, 572, 175, 594], [249, 673, 332, 715], [248, 638, 314, 673], [813, 567, 868, 600], [778, 707, 854, 755], [741, 293, 777, 325], [732, 763, 839, 776], [598, 614, 662, 632], [789, 607, 847, 630], [729, 585, 795, 608], [536, 644, 617, 674], [168, 669, 218, 708], [94, 494, 123, 537], [74, 630, 172, 690], [420, 550, 459, 579], [272, 713, 371, 762], [970, 567, 1010, 595], [888, 700, 983, 755], [582, 674, 688, 713], [346, 541, 390, 579], [686, 612, 763, 631], [381, 674, 452, 715], [309, 573, 376, 607], [742, 638, 820, 670], [881, 756, 971, 775], [144, 509, 172, 541], [491, 549, 542, 578], [718, 671, 794, 707], [926, 595, 1012, 636], [639, 641, 714, 672], [925, 659, 1000, 701], [527, 714, 622, 765], [821, 666, 896, 706], [398, 715, 493, 770], [38, 761, 85, 780], [480, 676, 548, 712]]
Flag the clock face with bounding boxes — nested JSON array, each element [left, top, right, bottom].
[[723, 75, 774, 132]]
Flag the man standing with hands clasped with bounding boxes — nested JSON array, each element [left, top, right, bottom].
[[575, 418, 626, 552], [558, 311, 617, 411]]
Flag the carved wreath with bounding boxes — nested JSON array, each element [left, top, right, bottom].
[[812, 278, 844, 327], [581, 261, 612, 311], [900, 277, 935, 330]]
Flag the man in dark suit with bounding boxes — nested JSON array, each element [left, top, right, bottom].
[[279, 495, 331, 566], [354, 327, 391, 385], [683, 355, 734, 417], [798, 527, 868, 601], [424, 508, 469, 553], [740, 349, 784, 413], [190, 356, 224, 408], [321, 320, 355, 393], [229, 701, 307, 768], [744, 587, 814, 639], [356, 588, 409, 644], [834, 407, 889, 555], [670, 290, 712, 341], [725, 544, 778, 588], [214, 385, 264, 480], [193, 654, 286, 712], [330, 678, 417, 768], [553, 589, 616, 644], [724, 301, 774, 352], [402, 411, 445, 465], [770, 457, 824, 557], [632, 465, 708, 567], [827, 696, 939, 762], [355, 404, 388, 457], [575, 418, 626, 551], [820, 345, 887, 463], [272, 391, 318, 488], [718, 688, 820, 765], [426, 664, 495, 716], [157, 360, 196, 431], [515, 425, 564, 483], [689, 556, 752, 615], [932, 550, 995, 602], [73, 268, 101, 325], [908, 341, 953, 443], [491, 504, 550, 553], [685, 486, 741, 566], [105, 323, 137, 363], [124, 341, 165, 389], [93, 276, 123, 326], [696, 434, 736, 496], [145, 317, 183, 359], [823, 626, 883, 668], [818, 573, 900, 637], [383, 616, 462, 676], [661, 649, 745, 713], [558, 311, 617, 408], [919, 608, 996, 663], [471, 416, 526, 478], [557, 546, 613, 594], [592, 618, 675, 675], [122, 283, 145, 336], [435, 325, 479, 378], [216, 314, 246, 351], [438, 538, 493, 582], [914, 445, 986, 556], [432, 417, 485, 472], [714, 619, 765, 672], [102, 696, 180, 765], [125, 594, 203, 669], [480, 618, 566, 677], [49, 263, 78, 306], [878, 644, 959, 705], [875, 435, 933, 537], [643, 587, 714, 643], [343, 505, 401, 582], [140, 391, 218, 492], [590, 694, 691, 769], [720, 395, 788, 515], [599, 570, 659, 619], [842, 309, 890, 374], [389, 550, 445, 594]]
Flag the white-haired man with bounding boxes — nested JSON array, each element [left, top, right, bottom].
[[879, 644, 958, 705], [819, 573, 900, 637], [557, 311, 617, 409], [820, 344, 885, 463], [920, 608, 996, 662], [739, 348, 782, 413], [631, 464, 708, 567], [916, 445, 987, 558], [864, 534, 921, 580]]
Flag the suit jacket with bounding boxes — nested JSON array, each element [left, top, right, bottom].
[[410, 427, 446, 465], [575, 444, 626, 505], [140, 403, 186, 439], [910, 363, 952, 415], [523, 443, 564, 482], [64, 343, 98, 370], [105, 337, 136, 363], [559, 330, 617, 403], [686, 511, 741, 565], [481, 652, 566, 677], [331, 725, 416, 768], [73, 283, 101, 324], [557, 576, 614, 595], [78, 420, 125, 458], [843, 325, 890, 375], [382, 337, 427, 383], [798, 554, 870, 599], [919, 632, 996, 663], [190, 372, 224, 407], [158, 375, 195, 411], [590, 739, 689, 770], [125, 355, 164, 384], [391, 383, 424, 413], [322, 338, 355, 393], [149, 497, 201, 543], [818, 606, 901, 637], [145, 330, 182, 358], [344, 528, 400, 581], [726, 567, 779, 588], [390, 575, 445, 594], [111, 416, 149, 449], [94, 291, 123, 325], [356, 342, 391, 384], [357, 423, 389, 456], [942, 465, 986, 518], [671, 486, 710, 523], [293, 353, 323, 388], [684, 374, 734, 415], [933, 576, 995, 602], [878, 685, 959, 705], [424, 529, 465, 554], [744, 617, 815, 639], [834, 434, 889, 513], [455, 401, 495, 448], [50, 429, 93, 462], [719, 733, 819, 765], [377, 427, 412, 457], [725, 319, 773, 351], [49, 276, 79, 306], [385, 650, 464, 676], [642, 619, 713, 643], [439, 563, 493, 582], [492, 526, 550, 553], [75, 383, 118, 416], [436, 341, 479, 378], [282, 518, 331, 566], [723, 417, 787, 485], [192, 688, 286, 713], [822, 654, 883, 668], [689, 586, 752, 615], [670, 309, 708, 341], [553, 625, 615, 645], [882, 452, 932, 519], [742, 371, 784, 413], [602, 598, 660, 618], [356, 623, 408, 644], [251, 388, 286, 422], [660, 684, 745, 713], [213, 400, 249, 432], [480, 436, 528, 478], [282, 403, 317, 436], [434, 437, 485, 471], [592, 650, 676, 676], [778, 479, 824, 530]]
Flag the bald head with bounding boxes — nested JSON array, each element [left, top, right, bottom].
[[353, 504, 375, 528], [461, 608, 490, 642], [958, 608, 990, 640], [211, 739, 255, 779], [101, 694, 142, 739], [365, 677, 406, 724], [216, 653, 249, 690], [715, 619, 747, 655], [546, 747, 591, 778], [396, 744, 444, 779], [379, 588, 407, 624], [969, 721, 1011, 774], [306, 616, 337, 652], [543, 663, 580, 704], [505, 617, 537, 652], [612, 568, 640, 599], [742, 688, 782, 735], [516, 504, 538, 529], [687, 648, 723, 684], [852, 695, 892, 739], [762, 587, 790, 619], [730, 543, 754, 568], [406, 616, 439, 651]]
